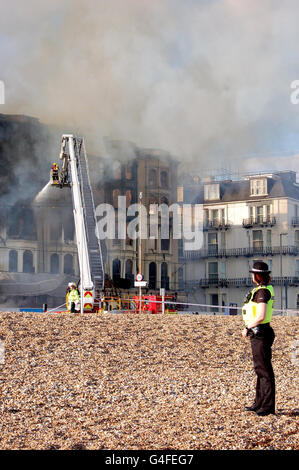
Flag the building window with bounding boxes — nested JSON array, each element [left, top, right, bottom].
[[204, 184, 220, 201], [220, 208, 225, 224], [295, 231, 299, 248], [220, 232, 226, 250], [256, 206, 263, 223], [125, 259, 134, 287], [64, 254, 73, 274], [9, 250, 18, 272], [296, 260, 299, 278], [211, 209, 219, 225], [161, 238, 170, 251], [253, 230, 263, 252], [204, 209, 209, 225], [125, 163, 132, 180], [23, 250, 34, 273], [250, 178, 267, 196], [208, 232, 218, 255], [50, 253, 59, 274], [210, 294, 219, 313], [221, 261, 226, 279], [266, 230, 272, 247], [149, 262, 157, 290], [161, 262, 169, 290], [160, 171, 169, 188], [148, 169, 157, 187], [208, 262, 218, 282], [112, 258, 121, 282]]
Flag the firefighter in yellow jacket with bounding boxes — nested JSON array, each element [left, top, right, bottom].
[[242, 261, 275, 416], [67, 283, 80, 313]]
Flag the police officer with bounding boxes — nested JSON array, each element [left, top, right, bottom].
[[242, 261, 275, 416]]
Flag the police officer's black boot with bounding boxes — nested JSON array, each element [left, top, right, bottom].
[[244, 405, 259, 412]]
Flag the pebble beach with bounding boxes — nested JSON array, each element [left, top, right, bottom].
[[0, 313, 298, 450]]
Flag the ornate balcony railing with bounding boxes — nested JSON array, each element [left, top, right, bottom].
[[185, 276, 299, 289], [183, 245, 299, 259], [291, 217, 299, 227], [242, 216, 276, 228], [203, 220, 232, 231]]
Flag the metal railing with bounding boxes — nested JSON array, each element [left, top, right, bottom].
[[242, 216, 276, 227], [291, 217, 299, 227], [203, 220, 232, 230], [183, 245, 299, 259], [185, 276, 299, 289]]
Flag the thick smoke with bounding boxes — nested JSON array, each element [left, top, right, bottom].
[[1, 0, 299, 170]]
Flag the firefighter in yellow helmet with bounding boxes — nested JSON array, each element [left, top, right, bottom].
[[68, 282, 80, 313], [242, 261, 275, 416]]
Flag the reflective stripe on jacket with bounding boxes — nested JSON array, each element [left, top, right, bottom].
[[242, 284, 274, 326], [69, 289, 80, 303]]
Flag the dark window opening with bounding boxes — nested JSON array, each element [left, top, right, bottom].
[[64, 254, 73, 275], [9, 250, 18, 272], [149, 262, 157, 290], [23, 250, 34, 273], [50, 253, 59, 274]]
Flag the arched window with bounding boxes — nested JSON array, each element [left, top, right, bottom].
[[125, 259, 134, 287], [64, 254, 73, 274], [23, 250, 34, 273], [9, 250, 18, 272], [112, 258, 121, 282], [148, 169, 157, 187], [50, 253, 59, 274], [149, 262, 157, 290], [161, 262, 169, 290], [160, 170, 169, 188], [125, 259, 133, 276]]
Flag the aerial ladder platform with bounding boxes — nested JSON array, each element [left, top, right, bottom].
[[50, 134, 105, 312]]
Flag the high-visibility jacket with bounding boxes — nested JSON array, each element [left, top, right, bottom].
[[242, 284, 274, 326], [69, 289, 80, 303]]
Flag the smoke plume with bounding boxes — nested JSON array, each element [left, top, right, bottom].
[[1, 0, 299, 170]]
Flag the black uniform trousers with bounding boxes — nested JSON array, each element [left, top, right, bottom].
[[250, 326, 275, 413]]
